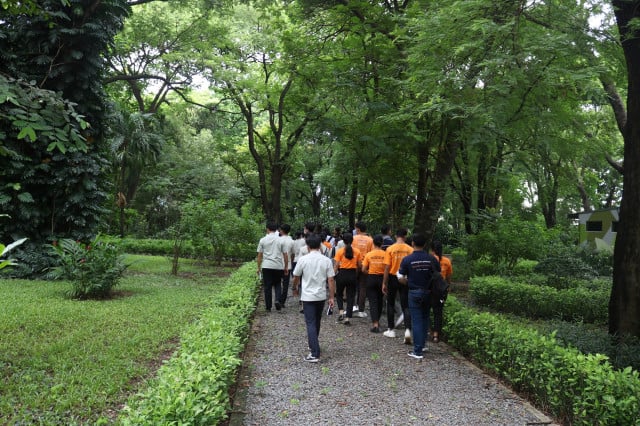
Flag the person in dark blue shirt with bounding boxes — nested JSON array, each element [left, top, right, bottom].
[[398, 233, 440, 360]]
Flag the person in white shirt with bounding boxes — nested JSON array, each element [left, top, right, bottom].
[[256, 221, 288, 311], [278, 223, 295, 308], [292, 234, 336, 363]]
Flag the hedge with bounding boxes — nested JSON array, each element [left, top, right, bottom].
[[445, 297, 640, 425], [469, 275, 609, 324], [118, 263, 260, 425]]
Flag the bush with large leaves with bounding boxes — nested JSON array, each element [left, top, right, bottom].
[[0, 1, 131, 276]]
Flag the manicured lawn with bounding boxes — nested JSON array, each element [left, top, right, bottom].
[[0, 255, 236, 425]]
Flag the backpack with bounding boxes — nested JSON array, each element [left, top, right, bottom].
[[428, 270, 449, 302]]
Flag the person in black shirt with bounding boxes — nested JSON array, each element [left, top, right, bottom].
[[398, 233, 440, 360]]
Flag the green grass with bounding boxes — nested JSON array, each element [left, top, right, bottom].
[[0, 255, 235, 425]]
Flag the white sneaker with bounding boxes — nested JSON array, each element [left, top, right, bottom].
[[353, 311, 368, 318], [404, 328, 412, 345], [352, 305, 359, 312], [383, 329, 396, 338]]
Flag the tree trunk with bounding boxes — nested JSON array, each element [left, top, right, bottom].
[[414, 137, 430, 234], [269, 165, 284, 224], [348, 176, 358, 230], [610, 0, 640, 339], [540, 173, 558, 229], [414, 120, 460, 243], [452, 144, 475, 235]]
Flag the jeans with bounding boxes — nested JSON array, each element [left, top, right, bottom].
[[408, 289, 431, 355], [335, 269, 357, 318], [303, 300, 325, 358], [262, 268, 283, 310]]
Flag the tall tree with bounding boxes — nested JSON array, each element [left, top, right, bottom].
[[105, 0, 226, 114], [0, 0, 130, 275], [609, 0, 640, 338], [206, 3, 328, 223]]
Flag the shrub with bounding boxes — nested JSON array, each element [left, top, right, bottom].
[[466, 216, 547, 268], [577, 246, 613, 277], [469, 276, 609, 324], [0, 237, 26, 270], [176, 199, 261, 263], [47, 235, 128, 299], [101, 236, 188, 257], [449, 248, 472, 281], [539, 320, 640, 372], [444, 297, 640, 425], [119, 263, 260, 425], [3, 240, 60, 278], [534, 255, 597, 286]]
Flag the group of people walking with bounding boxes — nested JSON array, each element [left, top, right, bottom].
[[256, 221, 453, 363]]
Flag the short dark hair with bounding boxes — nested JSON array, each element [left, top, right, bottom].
[[305, 234, 322, 249], [395, 228, 408, 238], [280, 223, 291, 233], [373, 234, 384, 247], [412, 233, 426, 248], [266, 221, 278, 231], [355, 221, 367, 232], [381, 225, 391, 235]]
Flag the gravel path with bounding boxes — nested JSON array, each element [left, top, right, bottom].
[[228, 293, 557, 426]]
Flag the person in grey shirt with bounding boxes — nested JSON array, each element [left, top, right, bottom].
[[257, 221, 288, 311], [278, 223, 295, 307]]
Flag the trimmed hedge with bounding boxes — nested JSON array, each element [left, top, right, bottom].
[[101, 236, 256, 261], [469, 275, 609, 324], [445, 297, 640, 425], [118, 263, 260, 425]]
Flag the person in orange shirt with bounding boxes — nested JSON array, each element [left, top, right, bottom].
[[382, 228, 414, 342], [362, 235, 387, 333], [429, 240, 453, 343], [333, 233, 362, 325], [352, 221, 373, 318]]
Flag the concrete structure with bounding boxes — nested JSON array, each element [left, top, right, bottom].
[[568, 208, 619, 250]]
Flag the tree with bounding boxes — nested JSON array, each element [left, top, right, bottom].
[[0, 1, 131, 268], [105, 0, 226, 114], [106, 109, 164, 236], [206, 3, 329, 223], [609, 0, 640, 338], [294, 0, 420, 230]]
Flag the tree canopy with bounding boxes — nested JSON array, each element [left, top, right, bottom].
[[3, 0, 639, 337]]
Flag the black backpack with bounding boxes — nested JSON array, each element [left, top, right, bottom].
[[428, 270, 449, 302]]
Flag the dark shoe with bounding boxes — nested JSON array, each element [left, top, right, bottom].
[[370, 326, 380, 333], [275, 301, 281, 311], [407, 351, 423, 360], [343, 319, 351, 325], [304, 353, 319, 363]]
